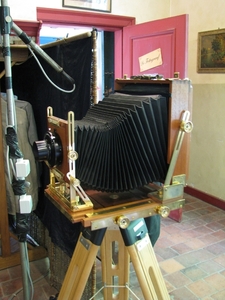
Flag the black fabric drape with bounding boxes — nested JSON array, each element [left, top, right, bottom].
[[0, 35, 93, 256], [11, 36, 92, 138]]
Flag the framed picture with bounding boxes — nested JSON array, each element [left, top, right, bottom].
[[62, 0, 111, 13], [197, 29, 225, 73]]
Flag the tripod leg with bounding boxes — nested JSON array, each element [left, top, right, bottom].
[[120, 218, 170, 300], [58, 227, 106, 300], [101, 227, 130, 299]]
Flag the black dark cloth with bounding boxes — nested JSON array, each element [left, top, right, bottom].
[[42, 198, 82, 257], [1, 36, 92, 139]]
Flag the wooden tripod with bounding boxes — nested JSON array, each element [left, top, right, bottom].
[[57, 218, 170, 300]]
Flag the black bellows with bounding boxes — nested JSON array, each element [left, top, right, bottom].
[[75, 93, 169, 192]]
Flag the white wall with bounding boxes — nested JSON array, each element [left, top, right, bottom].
[[111, 0, 170, 23], [8, 0, 169, 24], [8, 0, 36, 20], [7, 0, 225, 200]]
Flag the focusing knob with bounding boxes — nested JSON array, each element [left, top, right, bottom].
[[116, 215, 130, 229], [180, 120, 193, 133], [68, 150, 78, 161], [156, 206, 170, 218]]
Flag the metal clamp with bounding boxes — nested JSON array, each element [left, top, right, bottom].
[[164, 110, 193, 186]]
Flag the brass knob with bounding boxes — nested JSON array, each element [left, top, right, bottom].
[[68, 150, 78, 160], [116, 215, 130, 229], [180, 120, 193, 133], [156, 206, 170, 218]]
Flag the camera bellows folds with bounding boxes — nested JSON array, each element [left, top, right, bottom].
[[75, 93, 169, 192]]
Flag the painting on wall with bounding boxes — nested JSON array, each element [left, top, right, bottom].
[[62, 0, 111, 13], [198, 29, 225, 73]]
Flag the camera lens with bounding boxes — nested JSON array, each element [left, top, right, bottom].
[[33, 131, 63, 167], [33, 140, 50, 161]]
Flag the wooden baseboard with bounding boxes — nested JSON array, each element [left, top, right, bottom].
[[0, 246, 47, 270], [184, 186, 225, 210]]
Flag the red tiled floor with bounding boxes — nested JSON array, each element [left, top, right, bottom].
[[171, 242, 193, 254], [187, 279, 217, 299]]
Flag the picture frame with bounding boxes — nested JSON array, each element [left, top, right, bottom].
[[197, 29, 225, 73], [62, 0, 111, 13]]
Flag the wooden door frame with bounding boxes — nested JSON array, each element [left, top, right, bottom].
[[37, 7, 136, 78]]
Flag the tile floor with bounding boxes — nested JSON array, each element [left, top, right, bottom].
[[0, 193, 225, 300]]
